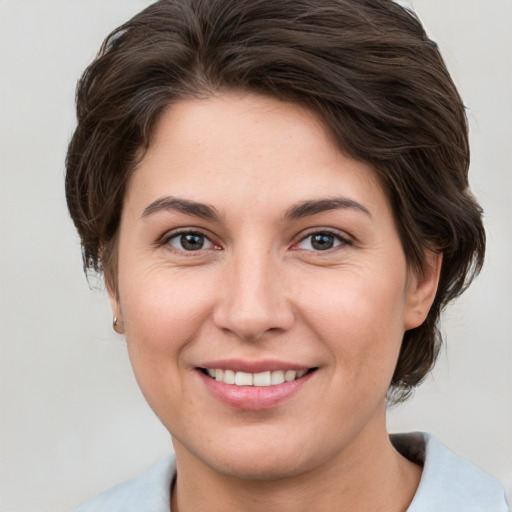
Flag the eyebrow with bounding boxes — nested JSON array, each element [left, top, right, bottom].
[[283, 197, 371, 221], [141, 196, 220, 221], [141, 195, 371, 222]]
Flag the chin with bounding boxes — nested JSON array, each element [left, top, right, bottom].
[[205, 449, 317, 482], [172, 423, 341, 482]]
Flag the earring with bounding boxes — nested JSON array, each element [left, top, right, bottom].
[[113, 316, 124, 334]]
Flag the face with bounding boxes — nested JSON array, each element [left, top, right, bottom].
[[111, 93, 438, 480]]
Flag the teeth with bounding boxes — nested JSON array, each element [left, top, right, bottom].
[[253, 372, 271, 386], [235, 371, 253, 386], [271, 370, 285, 385], [224, 369, 235, 384], [284, 370, 296, 382], [206, 368, 309, 386]]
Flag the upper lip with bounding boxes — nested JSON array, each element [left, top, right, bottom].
[[197, 359, 314, 373]]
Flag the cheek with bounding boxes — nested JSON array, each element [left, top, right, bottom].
[[118, 270, 218, 422], [119, 268, 216, 365], [297, 266, 407, 373]]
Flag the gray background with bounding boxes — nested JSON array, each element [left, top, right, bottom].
[[1, 1, 511, 510]]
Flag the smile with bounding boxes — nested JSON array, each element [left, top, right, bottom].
[[199, 366, 317, 410], [203, 368, 309, 386]]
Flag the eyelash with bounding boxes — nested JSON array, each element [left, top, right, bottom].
[[160, 228, 352, 254], [293, 229, 352, 252], [161, 229, 219, 253]]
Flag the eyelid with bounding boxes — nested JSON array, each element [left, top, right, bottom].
[[292, 227, 353, 250], [157, 226, 352, 253], [159, 227, 221, 251]]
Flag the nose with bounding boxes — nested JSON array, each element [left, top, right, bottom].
[[213, 250, 295, 341]]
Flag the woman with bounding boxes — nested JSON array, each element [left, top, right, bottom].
[[66, 0, 509, 510]]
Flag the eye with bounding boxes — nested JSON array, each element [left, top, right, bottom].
[[166, 231, 215, 251], [295, 231, 349, 251]]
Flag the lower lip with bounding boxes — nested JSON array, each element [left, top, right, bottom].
[[198, 370, 315, 410]]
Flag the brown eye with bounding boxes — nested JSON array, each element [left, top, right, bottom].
[[311, 233, 335, 250], [167, 232, 213, 251], [296, 231, 349, 251]]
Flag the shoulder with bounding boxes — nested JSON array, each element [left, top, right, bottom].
[[391, 432, 510, 512], [74, 456, 176, 512]]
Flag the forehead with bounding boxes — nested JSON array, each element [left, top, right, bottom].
[[126, 92, 388, 218]]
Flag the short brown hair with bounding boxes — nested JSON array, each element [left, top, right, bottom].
[[65, 0, 485, 401]]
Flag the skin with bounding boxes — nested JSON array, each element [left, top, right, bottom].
[[109, 92, 441, 512]]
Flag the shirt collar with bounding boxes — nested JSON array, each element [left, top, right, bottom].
[[77, 432, 509, 512], [391, 432, 509, 512]]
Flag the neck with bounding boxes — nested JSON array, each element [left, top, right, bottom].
[[170, 414, 421, 512]]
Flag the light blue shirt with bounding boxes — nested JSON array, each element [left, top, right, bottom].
[[75, 432, 510, 511]]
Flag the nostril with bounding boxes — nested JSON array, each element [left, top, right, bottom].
[[212, 270, 295, 340]]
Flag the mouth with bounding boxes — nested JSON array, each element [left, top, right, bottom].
[[199, 367, 317, 387], [196, 360, 319, 409]]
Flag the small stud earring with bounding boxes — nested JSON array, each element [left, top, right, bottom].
[[113, 317, 124, 334]]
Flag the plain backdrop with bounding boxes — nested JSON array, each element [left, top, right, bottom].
[[1, 1, 511, 510]]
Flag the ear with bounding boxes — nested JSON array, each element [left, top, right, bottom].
[[106, 275, 124, 334], [403, 252, 442, 330]]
